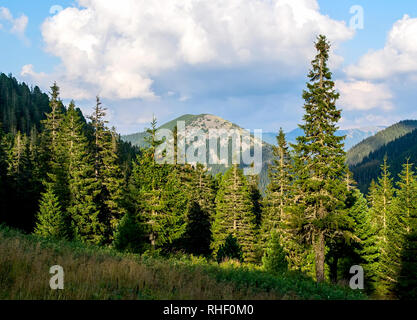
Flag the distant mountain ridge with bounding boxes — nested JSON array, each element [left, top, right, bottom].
[[350, 124, 417, 193], [123, 113, 385, 152], [262, 126, 385, 151], [122, 114, 274, 190], [346, 120, 417, 166]]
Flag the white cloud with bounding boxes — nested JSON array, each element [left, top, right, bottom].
[[346, 15, 417, 80], [23, 0, 353, 100], [0, 7, 28, 41], [336, 80, 394, 111]]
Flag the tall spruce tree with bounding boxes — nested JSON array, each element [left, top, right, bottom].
[[63, 101, 104, 244], [396, 161, 417, 299], [261, 129, 292, 248], [290, 35, 349, 282], [367, 158, 400, 296], [212, 164, 257, 263], [374, 160, 408, 296], [129, 117, 186, 250], [88, 97, 126, 242]]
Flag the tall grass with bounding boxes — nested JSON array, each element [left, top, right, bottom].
[[0, 226, 365, 300]]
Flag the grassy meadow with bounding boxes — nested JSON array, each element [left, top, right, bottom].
[[0, 225, 365, 300]]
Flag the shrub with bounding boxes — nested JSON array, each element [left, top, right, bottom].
[[216, 234, 243, 263], [262, 231, 288, 274]]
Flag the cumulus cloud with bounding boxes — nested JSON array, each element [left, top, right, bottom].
[[346, 15, 417, 80], [0, 7, 28, 41], [23, 0, 353, 100], [336, 80, 394, 111]]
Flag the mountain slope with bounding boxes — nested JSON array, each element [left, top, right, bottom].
[[346, 120, 417, 166], [351, 127, 417, 193], [122, 114, 274, 190]]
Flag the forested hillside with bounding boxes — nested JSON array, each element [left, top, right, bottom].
[[351, 128, 417, 193], [0, 73, 50, 135], [346, 120, 417, 166], [0, 76, 138, 233]]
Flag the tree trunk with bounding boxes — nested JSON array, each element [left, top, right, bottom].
[[315, 232, 325, 282]]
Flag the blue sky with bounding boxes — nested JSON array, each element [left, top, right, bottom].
[[1, 0, 417, 134]]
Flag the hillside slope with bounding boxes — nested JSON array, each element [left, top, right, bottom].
[[346, 120, 417, 166], [0, 226, 365, 300], [351, 128, 417, 193]]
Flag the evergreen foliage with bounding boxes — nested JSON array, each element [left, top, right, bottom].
[[212, 165, 257, 263], [216, 234, 244, 263], [34, 185, 68, 239], [289, 35, 349, 282], [262, 231, 288, 274]]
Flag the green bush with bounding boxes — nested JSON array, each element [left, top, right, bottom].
[[216, 234, 243, 263], [262, 231, 288, 274], [113, 213, 145, 254]]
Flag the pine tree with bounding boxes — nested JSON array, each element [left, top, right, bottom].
[[290, 35, 349, 282], [41, 83, 69, 212], [377, 160, 413, 296], [34, 185, 68, 239], [262, 231, 288, 274], [63, 101, 104, 244], [396, 162, 417, 299], [367, 158, 401, 296], [181, 201, 212, 256], [5, 131, 37, 230], [212, 165, 257, 263], [129, 117, 187, 250], [216, 234, 243, 263], [42, 82, 64, 146], [113, 212, 145, 253], [261, 129, 292, 249], [88, 97, 126, 242]]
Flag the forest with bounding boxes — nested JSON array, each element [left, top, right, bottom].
[[1, 35, 416, 300]]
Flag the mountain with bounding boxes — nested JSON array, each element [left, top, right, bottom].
[[351, 125, 417, 193], [262, 126, 385, 151], [346, 120, 417, 166], [122, 114, 274, 190]]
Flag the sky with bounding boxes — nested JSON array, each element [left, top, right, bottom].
[[1, 0, 417, 134]]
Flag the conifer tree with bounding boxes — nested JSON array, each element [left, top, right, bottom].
[[0, 126, 8, 222], [6, 131, 37, 230], [375, 160, 410, 296], [367, 158, 401, 296], [396, 161, 417, 298], [262, 231, 288, 274], [216, 234, 243, 263], [42, 82, 64, 146], [212, 165, 257, 262], [63, 101, 104, 244], [261, 129, 292, 248], [289, 35, 349, 282], [129, 117, 187, 250], [88, 97, 126, 242], [41, 83, 69, 211], [34, 185, 67, 239], [113, 212, 145, 253]]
